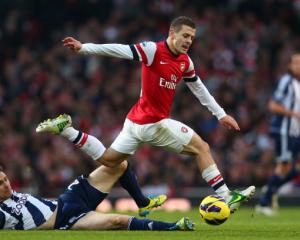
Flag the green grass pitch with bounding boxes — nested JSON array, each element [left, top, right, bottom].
[[0, 207, 299, 240]]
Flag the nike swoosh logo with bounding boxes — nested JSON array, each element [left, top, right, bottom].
[[148, 222, 153, 230], [229, 195, 243, 204], [160, 61, 168, 64]]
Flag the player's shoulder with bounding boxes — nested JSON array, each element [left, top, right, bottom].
[[139, 41, 157, 54], [176, 51, 192, 63], [275, 73, 293, 91], [181, 54, 194, 72], [280, 73, 292, 80], [140, 41, 157, 47], [278, 73, 293, 84], [138, 41, 157, 52]]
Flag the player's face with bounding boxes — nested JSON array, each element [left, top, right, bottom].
[[290, 54, 300, 79], [170, 25, 196, 54], [0, 171, 12, 201]]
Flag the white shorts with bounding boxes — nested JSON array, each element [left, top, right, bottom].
[[110, 118, 194, 154]]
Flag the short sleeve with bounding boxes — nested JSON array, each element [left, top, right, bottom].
[[272, 75, 292, 103]]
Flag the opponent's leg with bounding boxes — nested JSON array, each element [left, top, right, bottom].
[[36, 114, 166, 216], [119, 162, 167, 217], [72, 211, 194, 231], [256, 162, 297, 216]]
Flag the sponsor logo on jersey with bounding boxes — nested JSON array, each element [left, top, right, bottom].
[[12, 194, 28, 215], [159, 77, 176, 90], [171, 74, 177, 82], [180, 62, 185, 72]]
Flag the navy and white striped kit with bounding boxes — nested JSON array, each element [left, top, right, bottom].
[[0, 191, 56, 230], [270, 73, 300, 162], [270, 73, 300, 137]]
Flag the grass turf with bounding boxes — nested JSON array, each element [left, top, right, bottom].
[[0, 207, 299, 240]]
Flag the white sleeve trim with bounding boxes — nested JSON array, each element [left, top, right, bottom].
[[79, 43, 134, 60], [138, 41, 157, 66], [186, 77, 227, 120]]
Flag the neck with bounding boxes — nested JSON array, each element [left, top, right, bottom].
[[166, 37, 179, 56], [0, 192, 12, 202], [0, 197, 7, 202]]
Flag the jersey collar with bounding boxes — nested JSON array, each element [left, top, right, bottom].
[[164, 41, 180, 58]]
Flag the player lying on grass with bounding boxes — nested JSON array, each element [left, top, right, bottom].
[[0, 164, 194, 230]]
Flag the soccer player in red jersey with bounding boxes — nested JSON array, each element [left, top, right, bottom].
[[38, 16, 255, 212]]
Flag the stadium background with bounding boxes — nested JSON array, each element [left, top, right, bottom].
[[1, 0, 300, 206]]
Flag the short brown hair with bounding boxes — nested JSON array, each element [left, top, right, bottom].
[[170, 16, 196, 32], [0, 165, 3, 172]]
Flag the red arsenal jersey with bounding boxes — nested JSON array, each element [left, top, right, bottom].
[[127, 41, 195, 124]]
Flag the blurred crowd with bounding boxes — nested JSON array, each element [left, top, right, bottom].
[[1, 0, 300, 197]]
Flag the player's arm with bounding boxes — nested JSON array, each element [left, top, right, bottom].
[[270, 75, 300, 120], [0, 211, 5, 229], [185, 77, 240, 130], [183, 58, 240, 130], [62, 37, 157, 64], [268, 100, 293, 116], [268, 100, 300, 120]]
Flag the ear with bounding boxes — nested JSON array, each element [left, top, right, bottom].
[[169, 28, 175, 38]]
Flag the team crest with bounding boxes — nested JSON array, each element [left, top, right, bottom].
[[180, 62, 185, 72], [181, 126, 188, 133]]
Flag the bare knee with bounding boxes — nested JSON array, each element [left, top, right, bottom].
[[97, 149, 128, 168], [182, 134, 211, 155], [119, 160, 128, 173], [100, 160, 128, 177], [110, 215, 129, 230], [198, 140, 210, 154], [186, 140, 210, 156]]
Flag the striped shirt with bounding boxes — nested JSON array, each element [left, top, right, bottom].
[[0, 191, 57, 230], [270, 73, 300, 137]]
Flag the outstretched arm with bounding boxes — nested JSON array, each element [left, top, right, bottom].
[[62, 36, 133, 59], [185, 77, 240, 131], [62, 37, 157, 64], [183, 57, 239, 131]]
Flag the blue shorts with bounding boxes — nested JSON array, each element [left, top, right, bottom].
[[54, 175, 107, 230], [271, 133, 300, 163]]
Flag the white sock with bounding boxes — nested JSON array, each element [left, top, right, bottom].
[[61, 127, 106, 160], [202, 164, 230, 199], [61, 127, 79, 142]]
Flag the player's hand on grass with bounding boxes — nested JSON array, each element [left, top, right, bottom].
[[219, 115, 240, 131], [62, 37, 82, 52]]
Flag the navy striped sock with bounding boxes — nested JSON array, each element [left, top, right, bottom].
[[128, 217, 176, 230], [119, 164, 149, 208]]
